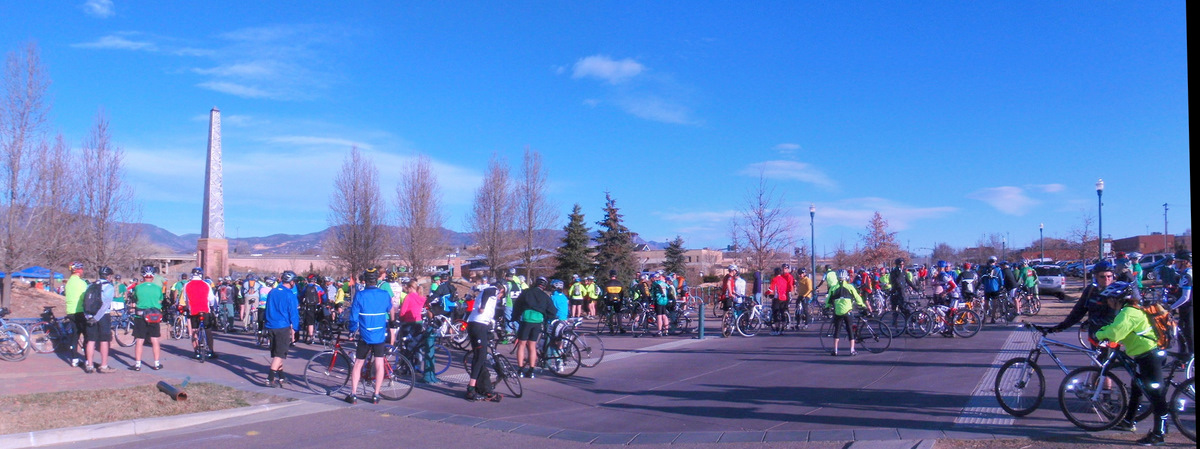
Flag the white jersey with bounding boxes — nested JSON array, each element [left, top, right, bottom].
[[468, 287, 501, 326]]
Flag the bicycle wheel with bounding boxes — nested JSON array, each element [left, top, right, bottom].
[[1025, 295, 1041, 315], [1171, 377, 1195, 442], [818, 320, 834, 351], [171, 317, 187, 340], [1058, 366, 1128, 431], [379, 351, 416, 400], [572, 332, 605, 368], [0, 323, 30, 362], [952, 310, 982, 338], [721, 314, 733, 338], [857, 320, 891, 354], [669, 315, 692, 335], [256, 329, 268, 347], [710, 299, 724, 320], [461, 348, 476, 373], [112, 319, 135, 347], [546, 340, 582, 378], [736, 311, 761, 337], [195, 328, 208, 363], [907, 310, 932, 338], [29, 324, 54, 354], [1077, 323, 1091, 348], [994, 357, 1045, 417], [304, 350, 351, 395], [877, 311, 907, 338], [494, 354, 523, 398]]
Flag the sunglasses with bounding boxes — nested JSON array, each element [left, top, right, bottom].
[[1099, 274, 1115, 279]]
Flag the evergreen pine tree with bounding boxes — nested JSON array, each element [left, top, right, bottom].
[[593, 193, 638, 280], [662, 236, 688, 275], [554, 204, 593, 281]]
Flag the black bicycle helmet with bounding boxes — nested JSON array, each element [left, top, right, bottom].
[[280, 270, 297, 283], [98, 266, 114, 277], [1092, 261, 1114, 273], [191, 267, 204, 277], [1175, 250, 1192, 262], [361, 267, 380, 284]]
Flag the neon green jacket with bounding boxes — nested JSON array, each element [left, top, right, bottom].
[[1095, 306, 1158, 357], [827, 284, 864, 316], [65, 274, 88, 314], [823, 271, 839, 293]]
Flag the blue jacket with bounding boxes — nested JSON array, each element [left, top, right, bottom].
[[551, 291, 569, 321], [350, 286, 392, 345], [264, 285, 300, 331]]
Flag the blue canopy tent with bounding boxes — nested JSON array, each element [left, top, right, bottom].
[[0, 266, 65, 280]]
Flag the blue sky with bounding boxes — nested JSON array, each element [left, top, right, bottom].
[[1, 1, 1190, 255]]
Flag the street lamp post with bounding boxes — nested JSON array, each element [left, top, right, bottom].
[[809, 204, 816, 277], [1096, 179, 1104, 261], [1040, 223, 1044, 262]]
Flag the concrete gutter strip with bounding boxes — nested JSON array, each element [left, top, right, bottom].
[[0, 400, 319, 449]]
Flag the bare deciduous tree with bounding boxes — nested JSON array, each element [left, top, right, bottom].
[[1069, 211, 1098, 263], [468, 153, 515, 278], [78, 109, 142, 270], [35, 135, 82, 291], [0, 43, 52, 308], [326, 147, 387, 276], [516, 148, 556, 278], [731, 175, 792, 273], [396, 154, 445, 278]]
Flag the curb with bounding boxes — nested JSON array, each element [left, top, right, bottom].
[[0, 400, 315, 448]]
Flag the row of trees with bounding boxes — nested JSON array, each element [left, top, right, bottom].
[[0, 43, 142, 308]]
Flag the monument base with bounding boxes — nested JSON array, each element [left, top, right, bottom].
[[197, 238, 229, 278]]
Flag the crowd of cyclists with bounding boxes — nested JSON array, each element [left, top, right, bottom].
[[3, 248, 1192, 444]]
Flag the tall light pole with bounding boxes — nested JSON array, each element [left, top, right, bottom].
[[1096, 179, 1104, 261], [1164, 203, 1169, 252], [1039, 223, 1044, 262], [809, 204, 816, 277]]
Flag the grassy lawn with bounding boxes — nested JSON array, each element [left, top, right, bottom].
[[0, 382, 290, 435]]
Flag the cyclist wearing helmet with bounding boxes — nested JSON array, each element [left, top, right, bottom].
[[184, 267, 218, 359], [263, 271, 301, 388], [582, 275, 600, 319], [513, 276, 557, 378], [603, 270, 627, 334], [346, 268, 391, 403], [931, 261, 958, 307], [979, 257, 1006, 323], [550, 280, 569, 322], [1093, 282, 1170, 444], [720, 265, 744, 312], [1169, 250, 1192, 359], [465, 281, 505, 402], [241, 276, 260, 325], [1016, 260, 1038, 300], [129, 266, 165, 371], [82, 266, 117, 373], [1128, 252, 1145, 289], [827, 270, 868, 356], [887, 258, 917, 313], [766, 267, 791, 335], [62, 261, 88, 368], [1044, 261, 1134, 342], [956, 262, 979, 304]]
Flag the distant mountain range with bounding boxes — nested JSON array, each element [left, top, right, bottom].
[[136, 224, 666, 255]]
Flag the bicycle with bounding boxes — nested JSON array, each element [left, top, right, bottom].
[[192, 314, 211, 363], [877, 296, 922, 338], [794, 293, 831, 330], [1059, 340, 1194, 438], [765, 297, 792, 335], [110, 307, 135, 348], [461, 326, 522, 398], [993, 323, 1106, 416], [513, 325, 582, 378], [1016, 288, 1041, 316], [0, 308, 30, 362], [562, 317, 604, 368], [720, 295, 760, 338], [168, 305, 189, 340], [27, 306, 79, 354], [906, 303, 982, 338], [818, 311, 892, 354], [396, 326, 452, 377], [304, 332, 416, 401]]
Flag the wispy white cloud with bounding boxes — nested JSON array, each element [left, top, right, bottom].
[[968, 186, 1038, 215], [815, 198, 958, 231], [72, 34, 155, 51], [1030, 183, 1065, 193], [615, 96, 693, 125], [774, 143, 801, 154], [740, 160, 836, 190], [82, 0, 114, 18], [266, 135, 374, 151], [197, 81, 273, 99], [659, 210, 739, 223], [572, 55, 644, 84]]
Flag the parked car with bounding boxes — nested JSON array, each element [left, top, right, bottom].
[[1142, 255, 1176, 282], [1034, 265, 1067, 300], [1064, 262, 1086, 278]]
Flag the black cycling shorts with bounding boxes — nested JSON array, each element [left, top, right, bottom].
[[268, 327, 293, 359], [356, 341, 387, 360], [132, 315, 161, 339], [653, 303, 668, 315], [516, 322, 542, 342], [84, 314, 112, 343], [569, 298, 584, 307], [189, 313, 214, 329]]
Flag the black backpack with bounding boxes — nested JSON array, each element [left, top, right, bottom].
[[83, 282, 105, 318], [303, 285, 321, 307]]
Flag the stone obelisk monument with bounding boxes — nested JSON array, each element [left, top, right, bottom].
[[197, 107, 228, 277]]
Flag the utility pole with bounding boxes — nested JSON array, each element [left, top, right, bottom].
[[1164, 203, 1169, 252]]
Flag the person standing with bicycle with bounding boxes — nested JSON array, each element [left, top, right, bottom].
[[465, 281, 505, 402], [394, 280, 429, 362], [513, 277, 557, 378], [345, 268, 390, 404], [827, 270, 868, 356], [63, 261, 88, 368], [263, 270, 301, 388], [794, 268, 813, 326], [184, 267, 218, 360], [83, 266, 117, 373], [602, 270, 626, 334], [1046, 262, 1128, 343], [1094, 281, 1169, 445], [1167, 250, 1192, 361], [129, 266, 165, 371], [766, 267, 791, 335]]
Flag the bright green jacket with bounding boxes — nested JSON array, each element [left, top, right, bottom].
[[1095, 306, 1158, 357], [1020, 267, 1038, 288], [827, 284, 864, 316], [823, 271, 839, 293], [133, 281, 164, 310], [65, 274, 88, 314]]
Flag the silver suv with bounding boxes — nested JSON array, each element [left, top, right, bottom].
[[1034, 265, 1066, 300]]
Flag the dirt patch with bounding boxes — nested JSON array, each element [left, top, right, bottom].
[[0, 382, 291, 435], [4, 284, 67, 319]]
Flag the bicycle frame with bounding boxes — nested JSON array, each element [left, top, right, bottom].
[[1023, 326, 1103, 376]]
